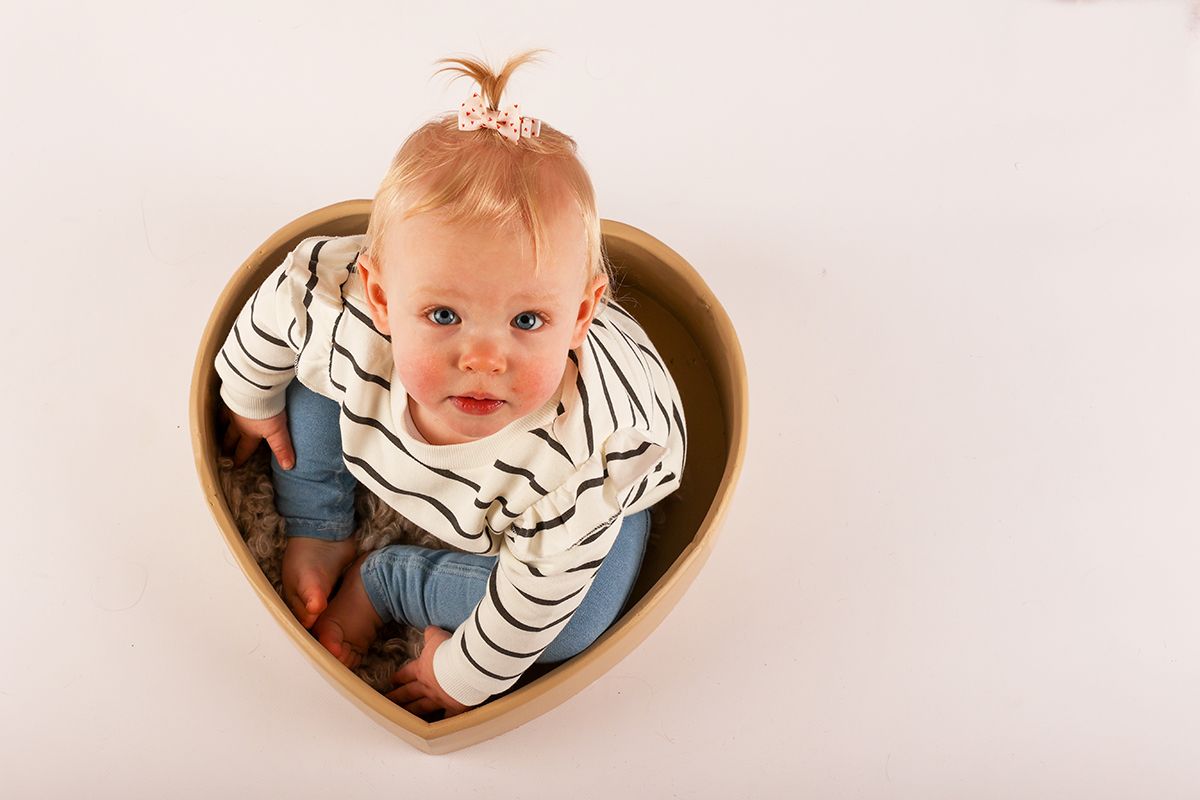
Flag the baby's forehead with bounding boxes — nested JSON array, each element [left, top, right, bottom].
[[385, 213, 587, 293], [409, 277, 566, 302], [402, 259, 585, 300]]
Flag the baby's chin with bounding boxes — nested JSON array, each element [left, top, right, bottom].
[[412, 387, 558, 445], [422, 400, 515, 445]]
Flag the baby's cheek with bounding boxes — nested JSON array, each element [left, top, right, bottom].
[[393, 346, 444, 400], [518, 358, 567, 407]]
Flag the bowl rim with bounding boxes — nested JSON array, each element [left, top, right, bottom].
[[188, 199, 748, 753]]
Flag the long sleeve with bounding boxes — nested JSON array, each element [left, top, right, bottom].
[[214, 235, 361, 418], [213, 256, 299, 419], [431, 427, 668, 706]]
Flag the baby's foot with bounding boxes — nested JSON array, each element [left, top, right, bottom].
[[281, 536, 359, 629], [312, 552, 383, 670]]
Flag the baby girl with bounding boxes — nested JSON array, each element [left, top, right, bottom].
[[215, 49, 686, 718]]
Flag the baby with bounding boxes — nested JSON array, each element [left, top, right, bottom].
[[215, 49, 686, 718]]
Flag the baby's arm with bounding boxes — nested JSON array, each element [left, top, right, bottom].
[[428, 515, 623, 707], [214, 257, 300, 420], [213, 252, 307, 467], [430, 434, 669, 705]]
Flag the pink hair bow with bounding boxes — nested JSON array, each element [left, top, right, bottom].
[[457, 92, 542, 142]]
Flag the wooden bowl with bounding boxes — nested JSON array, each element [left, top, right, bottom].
[[189, 199, 748, 753]]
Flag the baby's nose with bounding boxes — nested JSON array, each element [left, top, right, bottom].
[[459, 342, 506, 373]]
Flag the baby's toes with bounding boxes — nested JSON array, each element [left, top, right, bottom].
[[302, 589, 328, 622], [296, 572, 331, 614], [284, 586, 318, 628], [313, 618, 357, 666], [344, 645, 363, 670], [313, 617, 340, 653]]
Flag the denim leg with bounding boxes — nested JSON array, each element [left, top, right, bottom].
[[540, 507, 651, 662], [271, 380, 358, 541], [359, 508, 652, 664]]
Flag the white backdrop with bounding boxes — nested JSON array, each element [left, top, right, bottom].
[[4, 0, 1200, 797]]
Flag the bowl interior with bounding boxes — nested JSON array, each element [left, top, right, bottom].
[[190, 204, 745, 751]]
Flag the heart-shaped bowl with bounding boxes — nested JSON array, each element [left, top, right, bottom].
[[189, 199, 747, 753]]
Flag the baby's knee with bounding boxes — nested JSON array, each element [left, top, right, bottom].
[[537, 612, 609, 664]]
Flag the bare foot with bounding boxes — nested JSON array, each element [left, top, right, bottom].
[[281, 536, 359, 629], [312, 552, 383, 669]]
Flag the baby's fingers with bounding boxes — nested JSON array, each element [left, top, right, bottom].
[[404, 697, 442, 717], [386, 680, 422, 706], [265, 419, 295, 470], [386, 683, 438, 717], [232, 432, 259, 467]]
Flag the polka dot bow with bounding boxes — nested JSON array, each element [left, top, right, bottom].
[[457, 92, 542, 143]]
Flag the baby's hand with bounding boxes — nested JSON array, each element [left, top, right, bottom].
[[218, 401, 295, 469], [387, 626, 474, 719]]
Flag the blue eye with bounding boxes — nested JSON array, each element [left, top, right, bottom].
[[513, 312, 544, 331], [428, 307, 459, 325]]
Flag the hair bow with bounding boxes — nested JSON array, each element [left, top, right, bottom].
[[457, 92, 542, 143]]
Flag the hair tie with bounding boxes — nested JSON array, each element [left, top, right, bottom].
[[457, 91, 542, 142]]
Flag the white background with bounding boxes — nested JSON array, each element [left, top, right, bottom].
[[4, 0, 1200, 797]]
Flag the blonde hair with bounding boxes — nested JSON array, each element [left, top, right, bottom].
[[361, 49, 614, 307]]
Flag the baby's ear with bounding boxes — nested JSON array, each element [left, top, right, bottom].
[[569, 273, 608, 350], [358, 255, 392, 336]]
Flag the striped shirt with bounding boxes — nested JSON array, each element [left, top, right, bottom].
[[215, 234, 687, 705]]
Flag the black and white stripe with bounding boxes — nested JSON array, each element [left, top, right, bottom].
[[214, 233, 687, 706]]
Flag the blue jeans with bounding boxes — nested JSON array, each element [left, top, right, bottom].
[[270, 379, 652, 663]]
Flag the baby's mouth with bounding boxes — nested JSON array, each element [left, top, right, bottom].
[[450, 396, 505, 415]]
